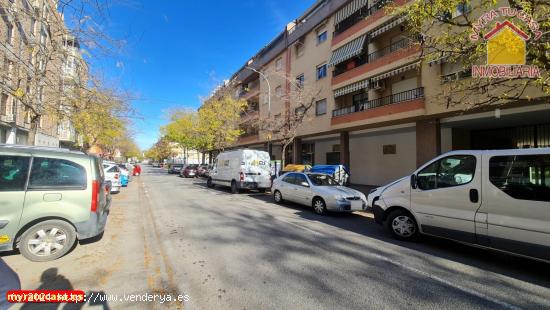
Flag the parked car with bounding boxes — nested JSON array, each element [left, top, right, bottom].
[[152, 162, 160, 168], [168, 164, 184, 174], [0, 145, 111, 262], [197, 164, 210, 177], [272, 172, 367, 215], [117, 164, 130, 187], [180, 164, 199, 178], [207, 149, 271, 194], [103, 163, 122, 193], [367, 148, 550, 263], [133, 164, 142, 176]]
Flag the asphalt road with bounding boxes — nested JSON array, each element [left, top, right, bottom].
[[3, 166, 550, 309]]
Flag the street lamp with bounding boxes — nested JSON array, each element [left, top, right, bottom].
[[245, 66, 271, 116], [245, 66, 274, 162]]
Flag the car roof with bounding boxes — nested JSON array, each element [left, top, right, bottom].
[[0, 144, 91, 159]]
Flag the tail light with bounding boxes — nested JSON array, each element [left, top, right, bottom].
[[240, 172, 244, 182], [91, 180, 100, 212], [115, 173, 119, 180]]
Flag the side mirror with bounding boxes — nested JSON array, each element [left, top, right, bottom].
[[300, 182, 310, 187], [411, 174, 418, 189]]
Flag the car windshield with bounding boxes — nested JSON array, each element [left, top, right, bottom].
[[308, 174, 339, 186]]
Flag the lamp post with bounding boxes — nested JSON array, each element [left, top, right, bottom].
[[245, 66, 271, 116], [245, 66, 274, 162]]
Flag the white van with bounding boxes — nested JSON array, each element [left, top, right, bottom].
[[367, 148, 550, 262], [207, 149, 272, 194]]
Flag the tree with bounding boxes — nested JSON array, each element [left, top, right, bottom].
[[198, 95, 248, 152], [392, 0, 549, 109], [145, 138, 177, 162], [254, 70, 321, 166], [70, 85, 131, 154], [162, 109, 200, 153]]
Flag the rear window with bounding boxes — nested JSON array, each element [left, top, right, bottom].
[[29, 157, 86, 189], [0, 155, 30, 191], [107, 166, 119, 173]]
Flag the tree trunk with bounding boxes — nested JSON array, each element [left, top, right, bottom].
[[27, 122, 38, 146], [202, 152, 205, 164]]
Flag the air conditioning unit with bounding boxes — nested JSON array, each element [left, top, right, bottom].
[[0, 114, 16, 123], [371, 80, 386, 91]]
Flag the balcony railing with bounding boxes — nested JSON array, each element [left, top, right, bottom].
[[333, 39, 411, 77], [368, 39, 410, 63], [441, 70, 472, 83], [334, 0, 391, 36], [332, 87, 424, 117]]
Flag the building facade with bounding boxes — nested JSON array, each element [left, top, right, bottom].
[[209, 0, 549, 186], [0, 0, 81, 147]]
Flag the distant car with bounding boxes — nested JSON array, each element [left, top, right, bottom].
[[271, 172, 367, 215], [168, 164, 183, 174], [103, 163, 122, 193], [117, 164, 130, 187], [197, 164, 210, 177], [133, 164, 142, 176], [152, 162, 160, 168], [180, 164, 199, 178]]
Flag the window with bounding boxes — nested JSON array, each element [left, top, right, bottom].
[[296, 74, 304, 88], [275, 86, 283, 98], [315, 99, 327, 116], [308, 174, 338, 186], [275, 58, 282, 71], [453, 2, 472, 17], [282, 173, 296, 184], [30, 17, 37, 36], [106, 165, 119, 173], [0, 155, 30, 191], [295, 106, 306, 117], [489, 155, 550, 202], [29, 158, 86, 189], [417, 155, 476, 191], [296, 41, 304, 57], [1, 94, 8, 115], [295, 174, 309, 186], [316, 64, 327, 80], [6, 23, 14, 44], [317, 31, 327, 44]]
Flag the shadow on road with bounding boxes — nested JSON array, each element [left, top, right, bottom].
[[187, 177, 550, 293]]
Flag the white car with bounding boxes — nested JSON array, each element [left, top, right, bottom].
[[103, 163, 122, 193], [272, 172, 367, 215], [207, 149, 272, 193]]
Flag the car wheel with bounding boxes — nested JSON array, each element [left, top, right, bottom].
[[19, 220, 77, 262], [273, 190, 283, 203], [207, 178, 214, 188], [230, 181, 239, 194], [386, 209, 418, 241], [312, 197, 327, 215]]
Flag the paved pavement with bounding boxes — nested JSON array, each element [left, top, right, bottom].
[[3, 166, 550, 309]]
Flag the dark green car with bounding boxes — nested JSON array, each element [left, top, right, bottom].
[[0, 145, 111, 261]]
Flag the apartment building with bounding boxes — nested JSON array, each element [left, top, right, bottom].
[[0, 0, 78, 147], [210, 0, 549, 186]]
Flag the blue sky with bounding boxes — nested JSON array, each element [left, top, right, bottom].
[[87, 0, 315, 150]]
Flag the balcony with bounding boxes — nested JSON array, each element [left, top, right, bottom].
[[332, 42, 420, 86], [332, 87, 424, 118]]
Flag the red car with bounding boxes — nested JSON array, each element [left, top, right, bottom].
[[133, 165, 142, 176], [180, 164, 199, 178]]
